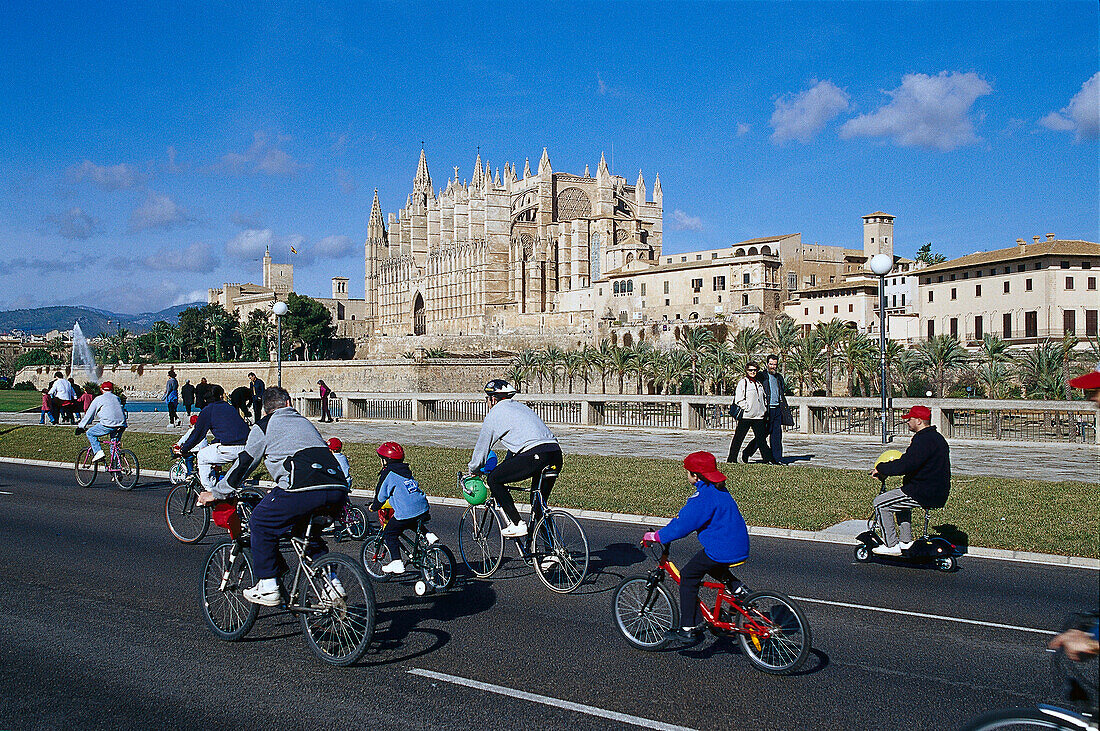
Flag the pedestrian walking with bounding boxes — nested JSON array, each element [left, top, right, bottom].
[[164, 369, 179, 426], [39, 389, 52, 424], [317, 379, 335, 423], [726, 362, 774, 464], [248, 372, 265, 422], [181, 379, 195, 415], [754, 354, 793, 464], [195, 377, 211, 409]]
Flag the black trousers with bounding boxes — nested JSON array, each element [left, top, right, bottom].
[[679, 550, 743, 628], [382, 511, 430, 558], [167, 401, 178, 424], [320, 398, 332, 422], [486, 443, 563, 524], [727, 418, 774, 463]]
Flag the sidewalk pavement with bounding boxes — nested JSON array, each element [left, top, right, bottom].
[[4, 411, 1097, 483]]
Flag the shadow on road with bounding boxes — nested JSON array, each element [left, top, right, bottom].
[[782, 453, 816, 464], [935, 524, 969, 555]]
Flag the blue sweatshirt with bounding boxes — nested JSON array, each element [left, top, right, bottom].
[[179, 401, 250, 452], [372, 462, 429, 520], [658, 480, 750, 564]]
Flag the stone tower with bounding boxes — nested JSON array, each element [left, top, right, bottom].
[[262, 246, 293, 294], [364, 189, 387, 334], [863, 212, 895, 259]]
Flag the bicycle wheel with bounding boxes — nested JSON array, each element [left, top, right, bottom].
[[74, 449, 97, 487], [421, 544, 456, 591], [299, 553, 376, 666], [531, 510, 589, 593], [458, 504, 504, 578], [359, 536, 393, 581], [960, 706, 1084, 730], [165, 484, 211, 544], [345, 506, 368, 540], [735, 591, 812, 675], [612, 577, 679, 651], [113, 449, 140, 490], [168, 458, 189, 485], [200, 540, 258, 641]]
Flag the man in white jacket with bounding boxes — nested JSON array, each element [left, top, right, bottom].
[[75, 381, 127, 463], [726, 362, 776, 464]]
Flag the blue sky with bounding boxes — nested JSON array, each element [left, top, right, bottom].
[[1, 1, 1096, 313]]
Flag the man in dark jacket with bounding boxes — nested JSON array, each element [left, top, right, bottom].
[[755, 354, 791, 464], [869, 405, 950, 555], [248, 372, 265, 421], [177, 384, 250, 495], [181, 380, 196, 415]]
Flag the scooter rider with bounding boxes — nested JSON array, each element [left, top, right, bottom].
[[468, 379, 562, 539], [869, 405, 950, 555]]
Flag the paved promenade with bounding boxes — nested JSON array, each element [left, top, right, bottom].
[[4, 411, 1096, 483]]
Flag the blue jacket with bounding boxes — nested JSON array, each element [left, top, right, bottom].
[[179, 401, 250, 452], [658, 480, 750, 564], [371, 462, 429, 520]]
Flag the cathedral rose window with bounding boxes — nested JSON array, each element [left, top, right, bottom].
[[556, 187, 591, 220]]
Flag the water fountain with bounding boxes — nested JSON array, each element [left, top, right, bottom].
[[71, 322, 98, 383]]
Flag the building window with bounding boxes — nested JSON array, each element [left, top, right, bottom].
[[1083, 261, 1092, 269], [819, 306, 825, 315], [1060, 261, 1070, 269], [1064, 310, 1076, 336], [950, 317, 958, 338], [626, 280, 633, 293], [665, 299, 670, 306], [717, 295, 721, 302], [928, 291, 934, 302], [1089, 277, 1096, 290], [598, 288, 603, 296], [1017, 264, 1025, 272], [1025, 311, 1038, 338], [640, 283, 646, 296], [975, 315, 983, 339], [804, 308, 809, 316], [1086, 310, 1098, 337], [975, 284, 981, 297], [1065, 277, 1074, 290], [963, 272, 969, 279], [937, 276, 943, 283], [696, 255, 702, 261], [1003, 281, 1010, 294], [951, 287, 957, 300], [1025, 278, 1033, 291], [1035, 262, 1041, 270], [1003, 313, 1012, 338], [743, 294, 749, 306], [663, 281, 669, 294], [680, 256, 687, 262], [713, 276, 725, 291], [691, 278, 703, 292], [788, 272, 797, 290], [743, 273, 751, 285], [927, 320, 935, 338], [901, 293, 906, 306], [833, 305, 839, 313], [848, 304, 854, 312], [950, 273, 956, 281], [693, 297, 699, 305], [711, 252, 718, 259], [892, 294, 897, 307], [613, 282, 620, 294]]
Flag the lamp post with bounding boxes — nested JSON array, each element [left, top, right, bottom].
[[273, 300, 288, 387], [870, 254, 894, 444]]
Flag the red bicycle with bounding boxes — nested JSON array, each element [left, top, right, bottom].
[[612, 540, 812, 675]]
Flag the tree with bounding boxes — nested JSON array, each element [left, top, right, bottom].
[[541, 346, 565, 393], [915, 334, 969, 398], [915, 242, 947, 265], [1015, 340, 1066, 400], [516, 349, 541, 393], [592, 339, 615, 394], [789, 334, 823, 396], [282, 293, 335, 361], [177, 305, 209, 361], [974, 334, 1014, 399], [608, 345, 634, 394], [241, 310, 274, 362], [838, 331, 877, 396], [813, 319, 850, 396], [562, 349, 585, 394], [766, 316, 801, 368], [677, 326, 716, 394], [730, 326, 768, 366]]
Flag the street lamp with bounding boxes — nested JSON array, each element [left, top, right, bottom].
[[869, 253, 894, 444], [273, 300, 288, 387]]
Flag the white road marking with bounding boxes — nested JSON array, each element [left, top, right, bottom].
[[0, 490, 12, 495], [407, 668, 696, 731], [791, 596, 1057, 635]]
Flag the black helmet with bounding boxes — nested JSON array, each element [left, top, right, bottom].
[[484, 379, 517, 397]]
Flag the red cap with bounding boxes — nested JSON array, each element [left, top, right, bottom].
[[377, 441, 404, 460], [100, 381, 113, 391], [327, 437, 343, 452], [190, 414, 199, 425], [1069, 365, 1100, 390], [683, 451, 726, 484], [901, 405, 932, 421]]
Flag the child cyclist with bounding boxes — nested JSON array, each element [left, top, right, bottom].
[[327, 437, 351, 488], [642, 450, 750, 646], [369, 442, 436, 575]]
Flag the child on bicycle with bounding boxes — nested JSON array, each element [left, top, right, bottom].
[[642, 450, 750, 646], [370, 442, 435, 575], [327, 437, 351, 488]]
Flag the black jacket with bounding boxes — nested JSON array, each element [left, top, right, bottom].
[[757, 370, 790, 410], [875, 426, 951, 509], [181, 383, 195, 405]]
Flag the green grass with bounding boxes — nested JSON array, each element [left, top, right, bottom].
[[0, 424, 1095, 558], [0, 391, 43, 412]]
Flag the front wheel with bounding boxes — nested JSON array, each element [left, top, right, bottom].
[[421, 544, 456, 591], [458, 504, 504, 578], [958, 706, 1082, 730], [168, 458, 189, 485], [854, 544, 872, 562], [532, 510, 589, 593], [74, 450, 97, 487], [345, 506, 368, 540], [165, 484, 210, 544], [736, 591, 812, 675], [360, 536, 393, 581], [113, 449, 140, 490], [299, 553, 376, 666], [612, 577, 679, 651], [200, 541, 258, 641]]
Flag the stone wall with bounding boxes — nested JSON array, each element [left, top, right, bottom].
[[357, 332, 592, 358]]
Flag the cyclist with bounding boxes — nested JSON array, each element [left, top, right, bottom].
[[468, 379, 562, 539], [74, 381, 127, 463], [369, 441, 434, 574], [198, 386, 349, 607], [642, 450, 750, 647], [327, 437, 351, 488], [177, 384, 249, 498], [172, 414, 203, 474]]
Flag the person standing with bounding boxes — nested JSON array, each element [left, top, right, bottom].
[[164, 369, 179, 426], [230, 384, 254, 423], [39, 389, 52, 424], [48, 371, 76, 425], [756, 354, 791, 465], [248, 372, 265, 422], [317, 379, 335, 423], [726, 362, 774, 464], [181, 379, 196, 415], [195, 377, 211, 409]]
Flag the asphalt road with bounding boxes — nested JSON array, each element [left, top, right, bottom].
[[0, 462, 1094, 730]]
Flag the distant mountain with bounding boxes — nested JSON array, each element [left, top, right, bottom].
[[0, 302, 205, 336]]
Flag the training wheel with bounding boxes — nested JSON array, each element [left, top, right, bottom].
[[854, 544, 872, 562], [414, 580, 428, 596]]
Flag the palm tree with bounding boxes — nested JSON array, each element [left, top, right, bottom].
[[701, 341, 740, 395], [515, 349, 541, 393], [149, 321, 173, 361], [884, 340, 917, 397], [577, 344, 597, 393], [813, 319, 850, 396], [1015, 340, 1066, 399], [163, 329, 183, 363], [838, 331, 877, 396], [541, 346, 565, 394], [730, 326, 768, 366], [608, 345, 634, 394], [562, 349, 585, 394], [505, 362, 527, 392], [973, 334, 1014, 399], [654, 348, 691, 395], [789, 333, 824, 396], [915, 334, 969, 398], [591, 339, 614, 394], [765, 316, 801, 368], [207, 308, 229, 362], [677, 325, 716, 394]]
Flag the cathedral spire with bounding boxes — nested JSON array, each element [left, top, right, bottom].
[[369, 188, 384, 227], [597, 152, 610, 183], [472, 152, 483, 183], [494, 168, 501, 187], [635, 170, 646, 207], [413, 148, 433, 198], [652, 172, 663, 204], [538, 147, 551, 175], [523, 157, 531, 178], [584, 163, 590, 177]]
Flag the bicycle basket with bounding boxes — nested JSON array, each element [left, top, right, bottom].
[[461, 475, 488, 506]]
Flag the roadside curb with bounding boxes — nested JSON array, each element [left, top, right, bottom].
[[4, 455, 1094, 570]]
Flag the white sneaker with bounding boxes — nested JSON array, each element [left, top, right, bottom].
[[539, 555, 561, 572], [872, 544, 904, 556], [320, 577, 346, 606], [898, 540, 915, 550], [424, 532, 439, 545], [501, 520, 528, 538], [91, 450, 106, 463], [243, 584, 282, 606], [381, 559, 406, 574]]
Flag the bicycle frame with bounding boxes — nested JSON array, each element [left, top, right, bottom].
[[218, 520, 331, 618], [373, 514, 429, 567], [652, 548, 773, 640]]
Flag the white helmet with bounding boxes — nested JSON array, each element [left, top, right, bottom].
[[484, 379, 517, 397]]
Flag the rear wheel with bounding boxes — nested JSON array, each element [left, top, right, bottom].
[[359, 536, 393, 581], [345, 506, 368, 540], [532, 510, 589, 593], [299, 553, 376, 666], [936, 556, 958, 572], [959, 706, 1079, 729], [612, 577, 678, 650], [74, 449, 97, 487], [458, 504, 504, 578], [421, 544, 456, 591], [200, 541, 258, 641], [113, 449, 140, 490], [735, 591, 812, 675], [165, 484, 210, 543]]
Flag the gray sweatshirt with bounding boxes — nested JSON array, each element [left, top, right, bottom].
[[216, 406, 349, 499], [468, 399, 557, 473], [78, 393, 127, 429]]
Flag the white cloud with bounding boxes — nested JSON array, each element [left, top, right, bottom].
[[172, 290, 207, 307], [314, 234, 355, 258], [670, 209, 703, 231], [1039, 72, 1099, 142], [597, 72, 623, 98], [770, 80, 850, 143], [144, 242, 218, 273], [128, 192, 193, 232], [66, 160, 145, 190], [231, 211, 264, 229], [226, 228, 274, 259], [209, 131, 306, 177], [44, 207, 103, 239], [736, 123, 752, 137], [839, 71, 992, 151]]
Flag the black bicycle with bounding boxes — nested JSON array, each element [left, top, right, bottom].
[[360, 514, 456, 595]]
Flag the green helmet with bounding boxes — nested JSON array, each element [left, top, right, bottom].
[[462, 475, 488, 506]]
